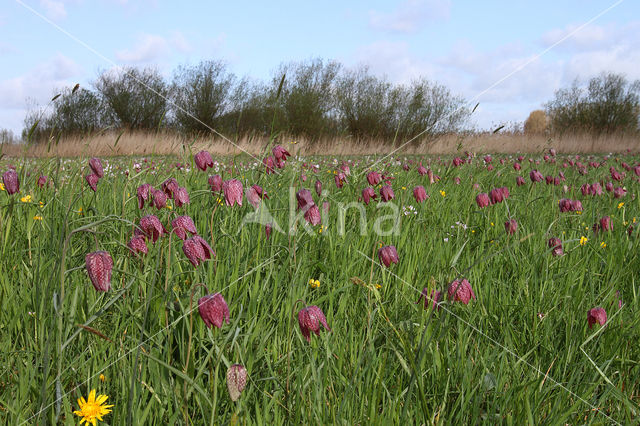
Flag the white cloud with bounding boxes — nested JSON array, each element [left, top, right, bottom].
[[39, 0, 67, 20], [369, 0, 450, 33], [0, 53, 81, 132], [115, 32, 193, 64], [350, 41, 436, 84]]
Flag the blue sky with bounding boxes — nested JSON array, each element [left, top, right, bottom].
[[1, 0, 639, 137]]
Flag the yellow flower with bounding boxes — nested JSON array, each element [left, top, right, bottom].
[[77, 207, 84, 216], [374, 283, 381, 289], [0, 182, 4, 191], [600, 241, 606, 248], [99, 374, 106, 382], [440, 190, 446, 197], [618, 202, 624, 209], [20, 195, 32, 203], [33, 215, 43, 221], [576, 211, 582, 215], [490, 222, 494, 227], [308, 279, 320, 288], [401, 186, 406, 190], [39, 201, 44, 207], [73, 389, 113, 426], [633, 217, 637, 224], [580, 236, 588, 246], [166, 201, 173, 210]]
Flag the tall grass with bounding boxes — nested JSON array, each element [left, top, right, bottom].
[[0, 150, 638, 424]]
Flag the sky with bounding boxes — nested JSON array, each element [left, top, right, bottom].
[[1, 0, 639, 138]]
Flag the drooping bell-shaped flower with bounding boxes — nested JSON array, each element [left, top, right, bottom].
[[447, 278, 476, 304], [222, 179, 243, 206], [89, 157, 104, 178], [198, 292, 229, 328], [2, 170, 19, 194], [85, 173, 99, 192], [362, 187, 376, 205], [85, 251, 113, 292], [413, 186, 428, 203], [127, 236, 148, 256], [171, 215, 197, 240], [417, 288, 442, 311], [378, 245, 399, 267], [297, 305, 331, 342], [194, 150, 214, 171], [174, 187, 190, 207], [183, 235, 215, 266], [587, 307, 607, 328], [139, 215, 167, 242], [208, 175, 223, 193], [161, 178, 179, 198], [136, 183, 153, 209]]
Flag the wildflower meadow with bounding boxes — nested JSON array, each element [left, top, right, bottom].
[[1, 147, 639, 424]]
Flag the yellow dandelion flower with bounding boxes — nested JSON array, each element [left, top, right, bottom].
[[440, 190, 446, 197], [315, 280, 320, 288], [600, 241, 606, 248], [73, 389, 113, 426], [20, 195, 32, 203], [308, 279, 314, 285], [0, 182, 4, 191], [618, 202, 624, 209], [579, 236, 588, 246], [33, 215, 43, 221]]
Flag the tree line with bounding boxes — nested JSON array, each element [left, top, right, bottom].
[[20, 58, 640, 143], [23, 58, 469, 144]]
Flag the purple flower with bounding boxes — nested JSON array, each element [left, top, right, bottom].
[[378, 245, 399, 267], [171, 215, 197, 240], [194, 150, 214, 171], [139, 215, 167, 242], [198, 293, 229, 328], [174, 187, 190, 207], [334, 172, 347, 188], [161, 178, 179, 198], [182, 235, 215, 267], [367, 171, 382, 186], [504, 219, 517, 235], [380, 185, 394, 202], [272, 145, 290, 161], [516, 176, 525, 186], [613, 187, 626, 198], [296, 189, 314, 211], [223, 179, 243, 206], [529, 169, 543, 183], [136, 184, 153, 209], [362, 187, 376, 205], [89, 157, 104, 178], [548, 238, 563, 256], [226, 364, 247, 402], [247, 184, 268, 208], [476, 193, 490, 208], [127, 236, 148, 256], [413, 186, 428, 203], [263, 156, 275, 174], [85, 251, 113, 292], [489, 188, 503, 204], [152, 189, 167, 209], [314, 179, 322, 197], [587, 307, 607, 328], [208, 175, 223, 193], [85, 173, 99, 192], [297, 305, 331, 342], [447, 279, 476, 304], [304, 204, 321, 226], [37, 175, 48, 188], [417, 164, 427, 176]]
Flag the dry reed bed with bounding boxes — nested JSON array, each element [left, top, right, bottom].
[[2, 132, 639, 158]]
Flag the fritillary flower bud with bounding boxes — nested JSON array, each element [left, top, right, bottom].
[[226, 364, 247, 402], [37, 175, 48, 188], [314, 179, 322, 197], [136, 184, 152, 209], [504, 219, 517, 235], [548, 238, 563, 256], [362, 187, 376, 205]]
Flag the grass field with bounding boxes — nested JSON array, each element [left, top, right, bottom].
[[0, 147, 639, 424]]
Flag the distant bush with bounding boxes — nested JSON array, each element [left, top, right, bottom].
[[524, 110, 548, 135], [545, 73, 640, 136], [94, 67, 169, 131], [0, 128, 17, 144]]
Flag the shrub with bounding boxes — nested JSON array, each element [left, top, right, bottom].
[[545, 73, 640, 136], [94, 67, 169, 131]]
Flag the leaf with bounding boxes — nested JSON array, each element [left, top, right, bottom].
[[72, 83, 80, 94]]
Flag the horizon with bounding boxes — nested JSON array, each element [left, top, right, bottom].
[[1, 0, 639, 137]]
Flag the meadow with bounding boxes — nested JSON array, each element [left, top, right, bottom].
[[0, 145, 639, 424]]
